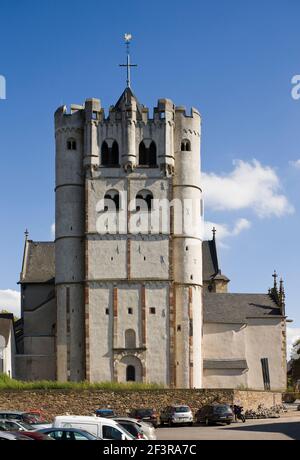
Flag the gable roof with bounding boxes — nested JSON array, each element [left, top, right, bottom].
[[203, 292, 283, 324], [20, 241, 55, 284]]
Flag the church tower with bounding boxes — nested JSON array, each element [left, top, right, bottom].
[[54, 41, 203, 387]]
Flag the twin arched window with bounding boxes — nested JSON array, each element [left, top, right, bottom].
[[139, 141, 157, 166], [181, 139, 191, 151], [101, 140, 119, 166], [102, 189, 153, 213], [67, 138, 77, 150], [136, 190, 153, 212], [104, 189, 120, 212]]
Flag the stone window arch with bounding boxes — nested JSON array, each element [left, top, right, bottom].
[[101, 140, 119, 166], [118, 355, 143, 383], [67, 137, 77, 150], [136, 189, 153, 212], [104, 189, 120, 212], [138, 140, 157, 166], [138, 141, 147, 165], [180, 139, 191, 152], [125, 329, 136, 348], [149, 141, 157, 166]]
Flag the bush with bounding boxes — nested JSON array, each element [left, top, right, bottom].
[[0, 373, 164, 391]]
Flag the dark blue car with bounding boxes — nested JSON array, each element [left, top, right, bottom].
[[38, 428, 101, 440]]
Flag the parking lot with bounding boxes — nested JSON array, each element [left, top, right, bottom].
[[156, 416, 300, 440]]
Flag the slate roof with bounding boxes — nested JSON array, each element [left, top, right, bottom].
[[203, 292, 282, 324], [202, 240, 219, 281], [113, 87, 144, 115], [203, 359, 248, 370], [20, 241, 55, 284]]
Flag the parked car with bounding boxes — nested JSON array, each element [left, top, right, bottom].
[[39, 428, 100, 440], [25, 410, 49, 423], [0, 418, 35, 432], [0, 411, 51, 429], [0, 431, 34, 440], [129, 408, 159, 427], [95, 408, 115, 418], [113, 418, 147, 439], [114, 417, 157, 440], [160, 405, 193, 426], [53, 415, 135, 440], [196, 404, 234, 425]]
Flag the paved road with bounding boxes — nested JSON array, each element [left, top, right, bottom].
[[156, 416, 300, 440]]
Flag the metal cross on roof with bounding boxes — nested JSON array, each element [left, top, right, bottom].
[[119, 33, 137, 88], [212, 227, 216, 239]]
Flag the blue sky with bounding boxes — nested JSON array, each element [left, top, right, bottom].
[[0, 0, 299, 349]]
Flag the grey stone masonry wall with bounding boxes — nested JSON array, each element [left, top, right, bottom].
[[0, 389, 282, 420]]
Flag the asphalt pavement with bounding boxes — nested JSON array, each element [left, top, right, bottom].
[[156, 415, 300, 440]]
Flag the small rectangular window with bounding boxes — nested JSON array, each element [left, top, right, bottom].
[[128, 308, 133, 315], [150, 307, 156, 314], [105, 308, 109, 315], [261, 358, 271, 390], [177, 325, 181, 332]]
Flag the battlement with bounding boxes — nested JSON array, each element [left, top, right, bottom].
[[55, 91, 201, 128]]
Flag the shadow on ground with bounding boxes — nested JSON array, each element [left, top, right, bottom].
[[224, 420, 300, 440]]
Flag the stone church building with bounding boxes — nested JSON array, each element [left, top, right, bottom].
[[14, 87, 287, 390]]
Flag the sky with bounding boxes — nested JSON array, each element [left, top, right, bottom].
[[0, 0, 299, 354]]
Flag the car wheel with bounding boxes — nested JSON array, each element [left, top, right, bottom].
[[189, 422, 193, 426], [226, 421, 231, 425]]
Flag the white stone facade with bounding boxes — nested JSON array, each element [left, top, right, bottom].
[[54, 89, 203, 387]]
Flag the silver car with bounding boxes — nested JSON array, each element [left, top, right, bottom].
[[114, 417, 157, 440], [0, 418, 35, 432], [160, 405, 193, 426]]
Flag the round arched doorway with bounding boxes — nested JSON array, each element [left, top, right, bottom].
[[118, 355, 143, 383]]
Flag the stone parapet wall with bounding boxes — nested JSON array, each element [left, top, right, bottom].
[[0, 389, 282, 420]]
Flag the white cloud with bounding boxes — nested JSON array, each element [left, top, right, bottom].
[[287, 327, 300, 359], [202, 159, 294, 218], [51, 223, 55, 239], [289, 159, 300, 169], [0, 289, 21, 317], [204, 218, 251, 244]]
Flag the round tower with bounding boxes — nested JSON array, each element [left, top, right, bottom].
[[55, 105, 85, 381], [172, 106, 203, 388], [156, 98, 175, 175]]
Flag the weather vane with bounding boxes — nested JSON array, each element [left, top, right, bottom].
[[119, 33, 137, 88]]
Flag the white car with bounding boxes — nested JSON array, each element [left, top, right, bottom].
[[114, 417, 157, 440], [160, 405, 193, 425], [53, 415, 135, 440]]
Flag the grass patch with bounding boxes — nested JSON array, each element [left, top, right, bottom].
[[0, 373, 164, 391]]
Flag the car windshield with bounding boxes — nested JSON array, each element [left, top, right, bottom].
[[6, 421, 34, 431], [135, 409, 153, 417], [116, 423, 135, 440], [214, 405, 231, 414], [24, 412, 45, 421], [174, 407, 190, 413]]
